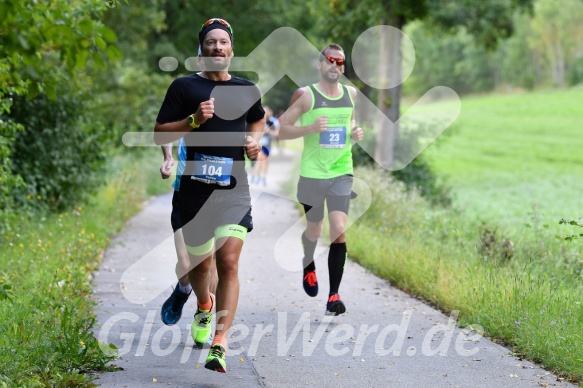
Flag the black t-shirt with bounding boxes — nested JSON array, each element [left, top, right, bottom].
[[156, 73, 264, 195]]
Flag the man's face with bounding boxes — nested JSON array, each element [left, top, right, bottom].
[[201, 29, 233, 71], [318, 48, 345, 83]]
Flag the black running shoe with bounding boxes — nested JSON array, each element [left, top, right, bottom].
[[325, 293, 346, 316], [161, 283, 191, 325], [303, 269, 318, 297]]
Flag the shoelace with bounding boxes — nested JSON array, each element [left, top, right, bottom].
[[195, 294, 214, 323], [196, 311, 212, 325], [209, 346, 224, 358], [304, 271, 317, 287], [328, 294, 340, 303]]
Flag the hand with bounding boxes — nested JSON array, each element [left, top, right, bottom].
[[160, 157, 174, 179], [193, 97, 215, 126], [311, 116, 328, 133], [351, 125, 363, 141], [244, 136, 261, 160]]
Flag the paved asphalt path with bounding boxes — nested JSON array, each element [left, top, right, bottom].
[[93, 150, 575, 388]]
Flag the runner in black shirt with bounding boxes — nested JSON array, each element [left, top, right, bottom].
[[154, 18, 264, 373]]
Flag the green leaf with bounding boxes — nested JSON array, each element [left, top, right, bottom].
[[0, 280, 13, 303], [105, 46, 123, 62], [75, 50, 89, 69], [80, 39, 92, 49], [92, 52, 106, 69], [100, 26, 117, 43], [45, 83, 56, 100], [78, 19, 94, 34], [17, 34, 30, 50], [95, 36, 107, 51], [27, 82, 40, 100]]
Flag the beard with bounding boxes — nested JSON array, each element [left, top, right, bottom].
[[201, 55, 231, 71], [322, 69, 340, 83]]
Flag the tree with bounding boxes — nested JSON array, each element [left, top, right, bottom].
[[529, 0, 583, 86], [319, 0, 535, 168], [0, 0, 121, 229]]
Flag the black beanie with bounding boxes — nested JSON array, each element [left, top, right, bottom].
[[198, 21, 233, 47]]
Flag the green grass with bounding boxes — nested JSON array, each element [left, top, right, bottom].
[[423, 87, 583, 226], [348, 87, 583, 385], [0, 148, 170, 387]]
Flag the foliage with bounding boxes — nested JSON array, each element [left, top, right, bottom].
[[352, 119, 452, 206], [425, 0, 534, 49], [493, 13, 538, 90], [9, 92, 111, 212], [101, 0, 166, 66], [0, 0, 121, 99], [405, 22, 496, 95], [407, 0, 583, 94], [559, 218, 583, 242], [392, 155, 452, 207], [0, 278, 13, 304], [0, 0, 122, 233], [149, 0, 328, 63], [0, 149, 166, 387], [567, 56, 583, 86], [529, 0, 583, 86], [0, 95, 26, 232], [349, 164, 583, 384]]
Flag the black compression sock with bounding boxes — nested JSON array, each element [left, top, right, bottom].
[[302, 232, 318, 271], [328, 242, 347, 295]]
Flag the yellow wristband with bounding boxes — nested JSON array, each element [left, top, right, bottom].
[[187, 114, 200, 129]]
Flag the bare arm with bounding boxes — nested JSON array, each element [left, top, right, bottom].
[[348, 86, 363, 141], [244, 117, 266, 160], [153, 120, 191, 146], [278, 88, 327, 140], [160, 144, 174, 179]]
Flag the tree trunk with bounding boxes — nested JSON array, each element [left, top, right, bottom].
[[374, 13, 404, 169]]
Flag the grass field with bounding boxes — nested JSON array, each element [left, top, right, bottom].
[[423, 87, 583, 227], [348, 86, 583, 385]]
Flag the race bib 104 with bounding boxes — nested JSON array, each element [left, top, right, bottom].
[[192, 153, 233, 186], [319, 126, 347, 148]]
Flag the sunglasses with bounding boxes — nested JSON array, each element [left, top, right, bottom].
[[323, 56, 345, 66], [200, 18, 233, 34]]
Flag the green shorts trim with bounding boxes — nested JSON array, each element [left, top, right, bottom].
[[185, 224, 248, 256], [186, 238, 214, 256], [215, 224, 248, 241]]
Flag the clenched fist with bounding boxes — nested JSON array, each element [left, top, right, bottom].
[[311, 116, 328, 133], [351, 125, 364, 141], [244, 136, 260, 160]]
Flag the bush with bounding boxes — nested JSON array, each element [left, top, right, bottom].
[[0, 95, 26, 233], [391, 155, 452, 207], [567, 57, 583, 86], [9, 93, 111, 212], [353, 120, 452, 207]]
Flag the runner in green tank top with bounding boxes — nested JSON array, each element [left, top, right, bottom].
[[279, 43, 364, 316]]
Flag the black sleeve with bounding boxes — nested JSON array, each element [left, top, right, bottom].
[[246, 85, 265, 123], [156, 79, 186, 124]]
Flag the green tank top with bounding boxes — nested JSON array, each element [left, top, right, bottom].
[[299, 84, 355, 179]]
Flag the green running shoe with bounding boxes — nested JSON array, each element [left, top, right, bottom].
[[205, 344, 226, 373], [191, 293, 214, 348]]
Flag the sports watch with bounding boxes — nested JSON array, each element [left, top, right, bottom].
[[187, 114, 200, 129]]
